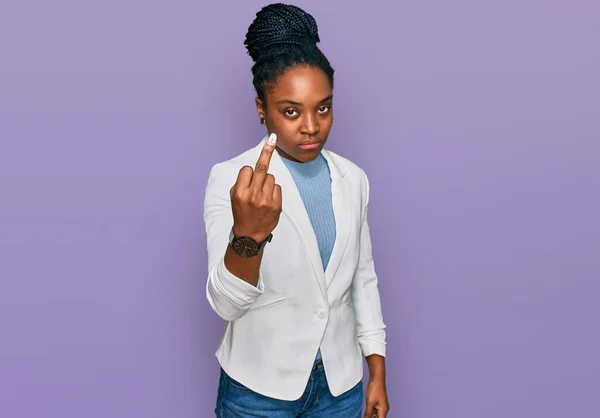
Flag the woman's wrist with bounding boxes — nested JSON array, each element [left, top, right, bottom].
[[366, 354, 386, 380], [232, 224, 271, 244]]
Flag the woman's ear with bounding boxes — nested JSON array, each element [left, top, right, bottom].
[[255, 97, 266, 125]]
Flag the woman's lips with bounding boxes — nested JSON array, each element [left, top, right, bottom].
[[299, 142, 321, 150]]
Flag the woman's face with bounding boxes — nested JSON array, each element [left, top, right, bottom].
[[257, 66, 333, 163]]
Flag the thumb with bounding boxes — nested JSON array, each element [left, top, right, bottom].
[[363, 399, 377, 418]]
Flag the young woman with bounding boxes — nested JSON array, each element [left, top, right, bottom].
[[204, 4, 389, 417]]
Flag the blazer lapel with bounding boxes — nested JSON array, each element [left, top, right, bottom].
[[321, 149, 351, 287], [253, 138, 328, 301], [250, 138, 352, 299]]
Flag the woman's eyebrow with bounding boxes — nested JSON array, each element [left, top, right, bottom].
[[276, 95, 333, 106], [276, 99, 302, 105]]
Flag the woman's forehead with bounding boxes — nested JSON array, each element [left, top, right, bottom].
[[267, 67, 332, 103]]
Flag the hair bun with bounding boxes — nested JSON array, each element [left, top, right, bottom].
[[245, 3, 321, 62]]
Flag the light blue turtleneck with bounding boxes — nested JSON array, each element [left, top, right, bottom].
[[281, 153, 336, 362]]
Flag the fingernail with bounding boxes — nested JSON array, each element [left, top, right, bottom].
[[268, 133, 277, 146]]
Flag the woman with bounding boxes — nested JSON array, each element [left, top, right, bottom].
[[204, 4, 389, 417]]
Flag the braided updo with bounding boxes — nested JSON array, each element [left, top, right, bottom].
[[244, 3, 334, 103]]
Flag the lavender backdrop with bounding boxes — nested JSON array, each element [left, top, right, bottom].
[[1, 1, 599, 417]]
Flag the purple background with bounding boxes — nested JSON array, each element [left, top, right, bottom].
[[1, 1, 599, 417]]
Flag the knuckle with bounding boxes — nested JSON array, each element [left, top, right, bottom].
[[254, 195, 268, 208], [236, 189, 249, 201], [256, 163, 267, 173]]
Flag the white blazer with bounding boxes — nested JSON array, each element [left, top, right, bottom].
[[204, 136, 387, 401]]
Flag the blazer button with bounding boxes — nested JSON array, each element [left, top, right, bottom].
[[317, 310, 326, 319]]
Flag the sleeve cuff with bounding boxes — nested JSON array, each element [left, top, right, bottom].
[[215, 257, 264, 307], [360, 339, 387, 358]]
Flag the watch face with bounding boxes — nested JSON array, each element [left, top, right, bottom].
[[232, 237, 259, 258]]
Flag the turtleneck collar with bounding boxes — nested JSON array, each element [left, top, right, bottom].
[[280, 152, 327, 180]]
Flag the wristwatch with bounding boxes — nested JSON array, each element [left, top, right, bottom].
[[228, 228, 273, 258]]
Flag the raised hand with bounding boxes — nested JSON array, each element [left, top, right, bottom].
[[230, 133, 282, 244]]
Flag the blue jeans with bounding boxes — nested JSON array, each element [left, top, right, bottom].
[[214, 357, 363, 417]]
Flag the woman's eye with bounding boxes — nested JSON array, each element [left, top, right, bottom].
[[318, 106, 331, 114], [285, 109, 298, 117]]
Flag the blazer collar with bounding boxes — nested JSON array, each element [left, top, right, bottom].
[[251, 136, 352, 301]]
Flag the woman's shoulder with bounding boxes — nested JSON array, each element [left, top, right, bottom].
[[322, 149, 371, 206], [206, 141, 264, 183], [322, 149, 370, 186], [216, 141, 263, 167]]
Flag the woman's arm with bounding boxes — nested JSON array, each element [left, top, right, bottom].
[[204, 138, 282, 322], [204, 163, 265, 321], [352, 169, 390, 417], [366, 354, 386, 379], [351, 169, 387, 357], [365, 354, 389, 417]]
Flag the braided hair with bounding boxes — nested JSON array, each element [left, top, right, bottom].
[[244, 3, 334, 103]]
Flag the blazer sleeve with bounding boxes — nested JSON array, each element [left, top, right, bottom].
[[203, 163, 265, 322], [351, 169, 387, 357]]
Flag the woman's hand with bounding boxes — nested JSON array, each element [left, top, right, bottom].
[[364, 354, 390, 417], [364, 375, 389, 417], [230, 133, 282, 243]]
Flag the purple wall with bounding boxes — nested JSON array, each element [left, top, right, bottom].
[[1, 1, 599, 417]]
